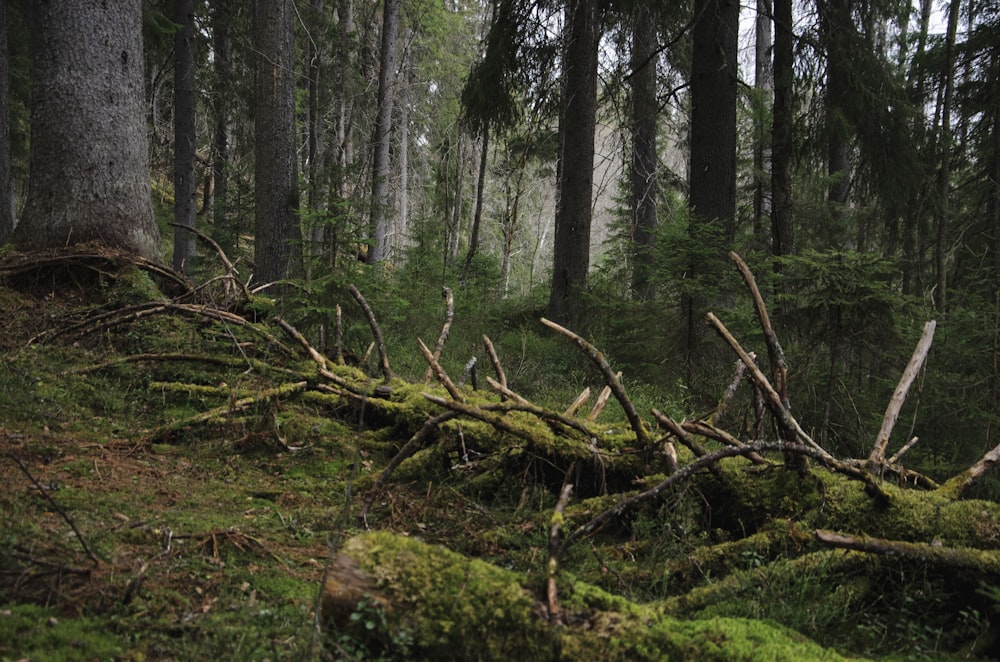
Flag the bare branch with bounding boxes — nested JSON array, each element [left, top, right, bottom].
[[349, 284, 392, 381], [423, 287, 455, 384]]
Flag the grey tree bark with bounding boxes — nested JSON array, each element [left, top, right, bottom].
[[172, 0, 197, 274], [253, 0, 301, 286], [547, 0, 598, 327], [368, 0, 400, 264], [13, 0, 159, 259], [752, 0, 773, 244]]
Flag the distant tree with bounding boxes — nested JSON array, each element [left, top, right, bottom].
[[548, 0, 599, 327], [0, 0, 13, 245], [629, 5, 658, 299], [209, 0, 233, 254], [771, 0, 793, 259], [12, 0, 159, 258], [368, 0, 400, 264], [253, 0, 300, 286], [819, 0, 853, 245], [172, 0, 197, 274]]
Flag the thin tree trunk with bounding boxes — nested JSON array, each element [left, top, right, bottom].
[[462, 125, 489, 280], [397, 56, 409, 257], [630, 6, 658, 300], [172, 0, 197, 274], [752, 0, 773, 245], [934, 0, 961, 312], [368, 0, 400, 264], [822, 0, 852, 245], [771, 0, 793, 259], [0, 0, 14, 245], [210, 0, 232, 255]]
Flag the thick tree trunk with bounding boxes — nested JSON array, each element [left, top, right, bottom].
[[547, 0, 598, 327], [368, 0, 400, 264], [253, 0, 300, 285], [13, 0, 159, 259], [771, 0, 793, 259], [172, 0, 197, 274], [630, 7, 658, 300]]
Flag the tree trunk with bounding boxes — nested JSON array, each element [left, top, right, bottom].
[[771, 0, 793, 259], [821, 0, 852, 246], [934, 0, 961, 313], [397, 55, 409, 257], [462, 126, 489, 280], [253, 0, 300, 286], [172, 0, 197, 275], [547, 0, 598, 327], [13, 0, 159, 259], [0, 0, 14, 245], [630, 6, 658, 300], [752, 0, 773, 246], [210, 0, 232, 255], [368, 0, 400, 264]]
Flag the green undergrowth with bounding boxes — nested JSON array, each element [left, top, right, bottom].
[[2, 265, 1000, 660]]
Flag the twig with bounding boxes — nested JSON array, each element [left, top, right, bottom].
[[547, 484, 573, 624], [869, 320, 937, 467], [417, 338, 464, 401], [423, 287, 455, 384], [7, 453, 102, 567], [542, 317, 650, 447], [589, 382, 615, 421], [349, 284, 392, 382], [483, 335, 507, 395]]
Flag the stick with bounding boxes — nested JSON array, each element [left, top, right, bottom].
[[547, 484, 573, 624], [7, 453, 102, 567], [457, 356, 477, 389], [486, 376, 531, 405], [869, 320, 936, 467], [541, 319, 650, 446], [423, 287, 455, 384], [275, 317, 330, 370], [417, 338, 463, 401], [887, 437, 919, 465], [729, 252, 789, 401], [565, 388, 591, 417], [589, 383, 614, 421], [482, 335, 507, 395], [349, 285, 392, 381], [706, 313, 830, 459]]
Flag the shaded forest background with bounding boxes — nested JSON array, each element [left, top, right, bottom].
[[2, 0, 1000, 492]]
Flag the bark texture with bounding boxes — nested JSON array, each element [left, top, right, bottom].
[[14, 0, 159, 259], [253, 0, 301, 285], [172, 0, 197, 274]]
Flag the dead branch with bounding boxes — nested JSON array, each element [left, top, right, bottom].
[[729, 252, 789, 404], [422, 393, 562, 449], [349, 284, 392, 382], [359, 411, 460, 523], [335, 304, 344, 365], [887, 437, 920, 465], [167, 221, 250, 303], [417, 338, 463, 401], [814, 529, 1000, 573], [713, 357, 750, 425], [457, 356, 478, 389], [482, 335, 507, 395], [541, 318, 650, 447], [681, 419, 768, 464], [423, 287, 455, 384], [547, 483, 573, 624], [651, 409, 708, 458], [589, 381, 615, 421], [7, 453, 102, 567], [706, 313, 829, 460], [869, 320, 936, 468], [486, 376, 531, 405], [561, 440, 882, 553], [147, 381, 307, 442], [938, 441, 1000, 498], [275, 317, 330, 370], [565, 388, 591, 416]]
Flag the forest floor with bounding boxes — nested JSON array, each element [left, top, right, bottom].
[[1, 252, 999, 661]]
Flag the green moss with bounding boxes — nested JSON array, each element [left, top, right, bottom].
[[0, 604, 125, 661]]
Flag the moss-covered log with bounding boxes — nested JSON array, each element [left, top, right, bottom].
[[322, 531, 858, 661]]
